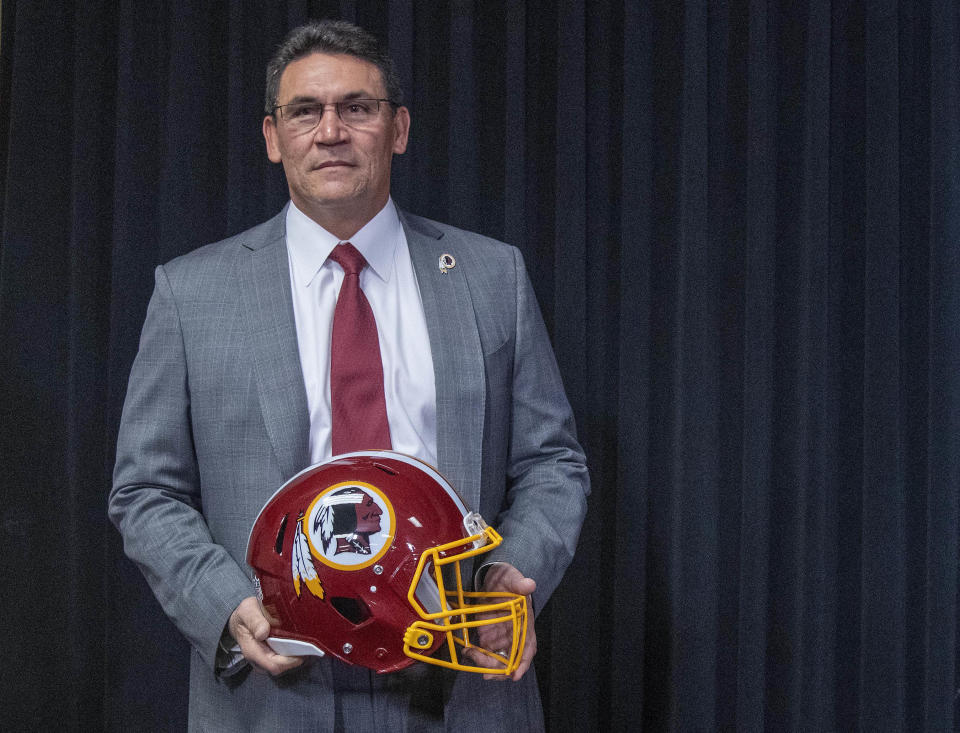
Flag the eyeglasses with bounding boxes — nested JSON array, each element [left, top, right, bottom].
[[272, 98, 398, 132]]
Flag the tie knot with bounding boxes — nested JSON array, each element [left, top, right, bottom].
[[329, 242, 367, 276]]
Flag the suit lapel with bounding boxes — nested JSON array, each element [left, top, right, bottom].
[[401, 213, 485, 507], [237, 209, 311, 480]]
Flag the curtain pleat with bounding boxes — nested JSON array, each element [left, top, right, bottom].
[[928, 1, 960, 730]]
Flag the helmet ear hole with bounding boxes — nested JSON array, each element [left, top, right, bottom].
[[275, 514, 289, 555], [330, 596, 371, 625]]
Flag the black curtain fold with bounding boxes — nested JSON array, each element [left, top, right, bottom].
[[2, 1, 958, 730]]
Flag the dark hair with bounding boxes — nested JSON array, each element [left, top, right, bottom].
[[330, 488, 365, 535], [264, 19, 403, 114], [316, 487, 367, 554]]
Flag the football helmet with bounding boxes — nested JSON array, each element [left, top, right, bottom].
[[246, 450, 528, 675]]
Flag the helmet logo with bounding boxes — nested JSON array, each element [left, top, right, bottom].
[[303, 482, 396, 571]]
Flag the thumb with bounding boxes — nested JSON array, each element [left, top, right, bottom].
[[500, 568, 536, 596], [485, 563, 537, 596], [231, 597, 271, 641], [247, 612, 270, 641]]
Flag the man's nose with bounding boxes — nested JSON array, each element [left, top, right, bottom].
[[314, 106, 347, 143]]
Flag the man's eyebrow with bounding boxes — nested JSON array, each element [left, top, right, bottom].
[[280, 91, 379, 105]]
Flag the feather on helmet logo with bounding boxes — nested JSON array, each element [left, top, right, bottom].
[[292, 515, 325, 599]]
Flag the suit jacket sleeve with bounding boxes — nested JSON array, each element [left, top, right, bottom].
[[483, 247, 590, 613], [109, 264, 254, 670]]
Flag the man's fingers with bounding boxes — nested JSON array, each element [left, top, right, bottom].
[[505, 575, 536, 596], [473, 563, 539, 681], [470, 609, 538, 682], [465, 647, 504, 668], [243, 638, 304, 676], [228, 596, 304, 676], [465, 647, 511, 682], [229, 597, 269, 641], [473, 618, 511, 656], [481, 563, 537, 597], [510, 623, 538, 682]]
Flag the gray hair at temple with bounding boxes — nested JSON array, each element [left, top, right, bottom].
[[264, 19, 403, 114]]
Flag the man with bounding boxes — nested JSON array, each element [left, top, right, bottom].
[[110, 19, 588, 731]]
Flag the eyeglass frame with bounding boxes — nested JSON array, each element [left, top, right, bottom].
[[270, 98, 401, 131]]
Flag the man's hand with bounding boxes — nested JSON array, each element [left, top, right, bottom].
[[470, 563, 538, 682], [228, 596, 304, 676]]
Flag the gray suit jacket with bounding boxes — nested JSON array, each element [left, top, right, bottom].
[[109, 207, 589, 732]]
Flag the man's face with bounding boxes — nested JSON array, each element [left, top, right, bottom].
[[262, 52, 409, 227], [354, 492, 382, 534]]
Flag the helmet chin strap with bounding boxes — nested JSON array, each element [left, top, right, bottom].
[[265, 638, 326, 657], [229, 638, 326, 657]]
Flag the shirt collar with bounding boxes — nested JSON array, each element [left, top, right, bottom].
[[285, 198, 401, 288]]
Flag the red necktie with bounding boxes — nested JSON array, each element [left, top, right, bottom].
[[329, 242, 392, 454]]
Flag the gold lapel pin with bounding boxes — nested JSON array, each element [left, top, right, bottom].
[[439, 254, 456, 274]]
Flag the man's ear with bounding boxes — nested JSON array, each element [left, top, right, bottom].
[[263, 115, 283, 163], [392, 106, 410, 155]]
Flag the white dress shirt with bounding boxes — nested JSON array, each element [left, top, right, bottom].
[[285, 198, 437, 465]]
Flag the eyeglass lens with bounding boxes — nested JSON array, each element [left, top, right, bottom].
[[279, 100, 383, 129]]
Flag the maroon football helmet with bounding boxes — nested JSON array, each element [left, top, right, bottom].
[[246, 451, 527, 674]]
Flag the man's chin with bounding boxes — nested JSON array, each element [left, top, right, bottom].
[[295, 186, 365, 210]]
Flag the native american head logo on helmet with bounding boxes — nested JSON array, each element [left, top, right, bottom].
[[314, 486, 384, 557]]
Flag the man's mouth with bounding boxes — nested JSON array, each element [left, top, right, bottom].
[[315, 161, 352, 170]]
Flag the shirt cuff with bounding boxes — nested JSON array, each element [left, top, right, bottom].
[[473, 560, 502, 590], [214, 625, 248, 677], [473, 561, 537, 616]]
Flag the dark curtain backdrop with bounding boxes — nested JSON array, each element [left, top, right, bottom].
[[1, 1, 958, 730]]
